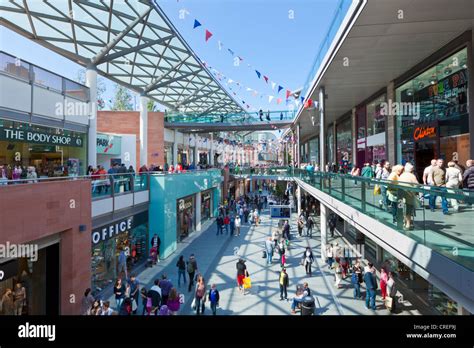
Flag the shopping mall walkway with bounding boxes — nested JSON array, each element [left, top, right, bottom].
[[107, 195, 429, 315]]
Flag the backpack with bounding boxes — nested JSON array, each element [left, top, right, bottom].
[[187, 261, 195, 273]]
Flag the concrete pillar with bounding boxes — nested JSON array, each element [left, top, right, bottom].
[[86, 65, 97, 167], [319, 87, 326, 171], [195, 191, 202, 232], [139, 95, 148, 168], [210, 133, 214, 166], [296, 123, 301, 166], [351, 107, 357, 167], [320, 203, 328, 262], [173, 130, 178, 166], [296, 185, 301, 216], [386, 81, 396, 164], [194, 135, 199, 165]]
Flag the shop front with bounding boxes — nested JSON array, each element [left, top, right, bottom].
[[176, 195, 195, 242], [0, 119, 87, 177], [396, 47, 469, 179], [0, 243, 59, 315], [198, 149, 209, 165], [308, 137, 319, 165], [201, 189, 213, 222], [336, 116, 352, 172], [91, 211, 148, 295], [164, 142, 173, 167]]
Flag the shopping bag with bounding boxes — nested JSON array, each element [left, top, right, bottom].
[[131, 299, 138, 312], [373, 185, 381, 195], [262, 250, 267, 259], [243, 277, 252, 289], [385, 296, 393, 310]]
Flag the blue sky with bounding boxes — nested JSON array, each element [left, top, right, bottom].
[[0, 0, 339, 112]]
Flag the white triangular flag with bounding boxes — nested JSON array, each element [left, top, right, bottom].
[[246, 87, 253, 92], [268, 96, 274, 103], [271, 82, 276, 90], [218, 40, 223, 50], [228, 79, 233, 84]]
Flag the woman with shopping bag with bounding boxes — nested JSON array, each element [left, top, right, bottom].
[[236, 259, 248, 294]]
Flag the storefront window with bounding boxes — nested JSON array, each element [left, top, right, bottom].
[[336, 117, 352, 172], [0, 120, 87, 177], [309, 137, 319, 165], [396, 47, 469, 179], [201, 190, 213, 221], [177, 195, 195, 242], [91, 213, 148, 295], [1, 52, 30, 81], [366, 94, 386, 136]]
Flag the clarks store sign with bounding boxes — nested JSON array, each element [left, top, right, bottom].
[[0, 127, 83, 147], [413, 126, 436, 141]]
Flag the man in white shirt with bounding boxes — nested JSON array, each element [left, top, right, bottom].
[[423, 159, 437, 185]]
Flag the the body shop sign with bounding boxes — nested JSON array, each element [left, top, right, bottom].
[[0, 127, 83, 147]]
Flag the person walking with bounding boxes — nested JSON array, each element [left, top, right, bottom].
[[279, 268, 289, 301], [378, 161, 391, 210], [387, 165, 404, 223], [429, 159, 449, 214], [208, 284, 220, 315], [236, 258, 248, 294], [216, 215, 224, 235], [113, 278, 125, 310], [327, 243, 334, 268], [81, 288, 95, 315], [463, 160, 474, 208], [176, 255, 186, 287], [352, 261, 363, 299], [151, 234, 161, 263], [380, 268, 388, 300], [223, 215, 230, 235], [167, 288, 180, 315], [363, 263, 377, 311], [159, 274, 173, 305], [187, 254, 198, 293], [297, 214, 305, 237], [229, 214, 235, 236], [361, 162, 374, 187], [328, 213, 337, 237], [282, 220, 290, 240], [399, 162, 419, 230], [140, 288, 150, 315], [234, 215, 241, 236], [446, 161, 462, 212], [194, 275, 206, 315], [385, 272, 397, 313], [265, 237, 274, 265], [253, 209, 259, 226], [305, 215, 314, 237], [128, 274, 140, 314], [333, 257, 343, 289], [302, 247, 314, 276]]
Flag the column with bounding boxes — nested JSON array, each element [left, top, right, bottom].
[[386, 81, 397, 164], [194, 135, 199, 166], [173, 130, 178, 166], [468, 31, 474, 159], [210, 133, 214, 166], [86, 65, 97, 167], [320, 203, 328, 262], [319, 87, 326, 171], [139, 95, 148, 168], [296, 185, 301, 216], [296, 123, 301, 166], [351, 107, 357, 167], [195, 191, 202, 232]]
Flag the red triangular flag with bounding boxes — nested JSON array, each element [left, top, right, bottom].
[[205, 30, 213, 42], [276, 98, 282, 104], [304, 99, 313, 108], [286, 90, 291, 99], [263, 76, 269, 83]]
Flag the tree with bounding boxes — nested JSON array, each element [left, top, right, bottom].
[[147, 99, 156, 111], [75, 69, 106, 110], [111, 84, 133, 111]]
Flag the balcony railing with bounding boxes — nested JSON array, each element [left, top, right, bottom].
[[165, 109, 296, 124], [230, 166, 474, 271], [0, 169, 221, 200]]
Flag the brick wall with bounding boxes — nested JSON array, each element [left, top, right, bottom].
[[97, 111, 164, 168]]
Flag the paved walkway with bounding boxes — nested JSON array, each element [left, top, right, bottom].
[[108, 197, 428, 315]]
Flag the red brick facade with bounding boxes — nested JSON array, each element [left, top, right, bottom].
[[97, 111, 165, 168]]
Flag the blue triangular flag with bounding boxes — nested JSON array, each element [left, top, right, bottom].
[[278, 85, 283, 93], [228, 48, 234, 55], [300, 96, 304, 103], [255, 70, 261, 79], [193, 19, 201, 29]]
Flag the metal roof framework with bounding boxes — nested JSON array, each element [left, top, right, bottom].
[[0, 0, 245, 115]]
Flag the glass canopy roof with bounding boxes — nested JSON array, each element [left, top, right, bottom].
[[0, 0, 245, 115]]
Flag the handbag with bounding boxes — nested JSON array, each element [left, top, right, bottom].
[[243, 277, 252, 289], [373, 185, 381, 195], [262, 250, 267, 259]]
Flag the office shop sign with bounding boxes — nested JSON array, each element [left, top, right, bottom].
[[0, 127, 83, 147], [92, 217, 134, 245]]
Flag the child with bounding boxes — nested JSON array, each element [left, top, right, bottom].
[[208, 284, 220, 315]]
